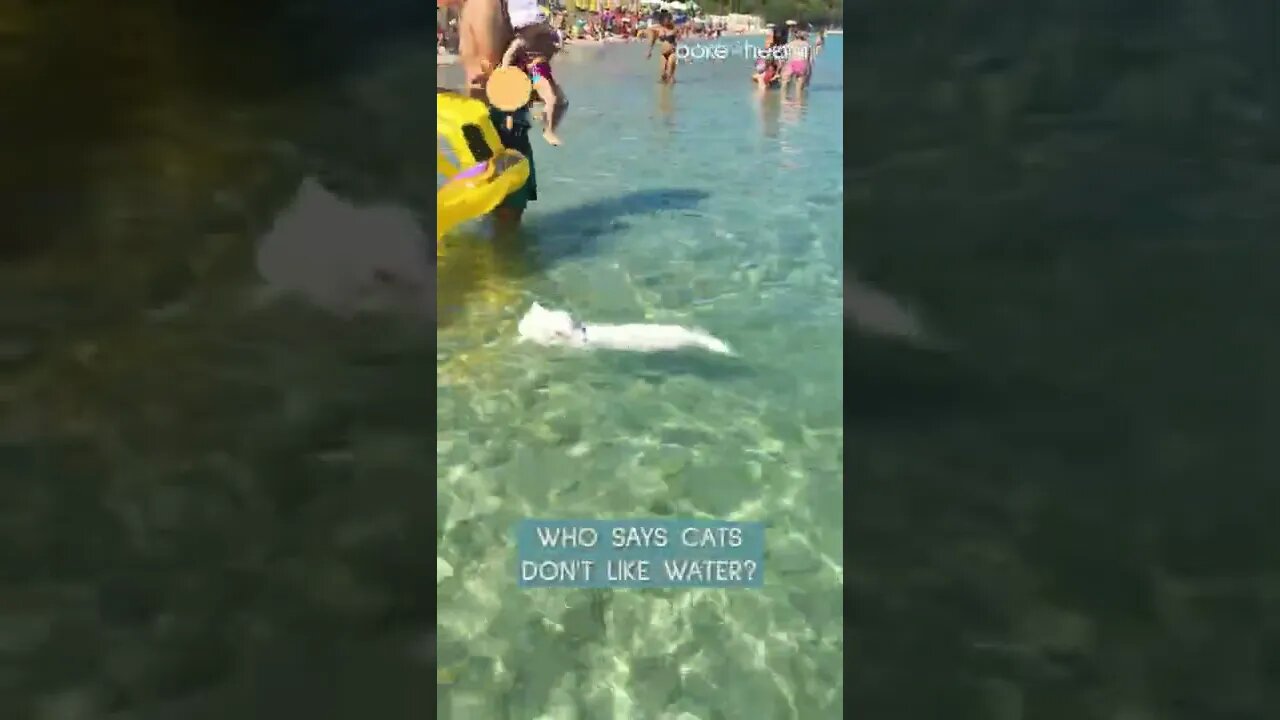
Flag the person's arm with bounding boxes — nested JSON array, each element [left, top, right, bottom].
[[646, 27, 657, 57], [459, 0, 509, 94], [501, 36, 525, 67]]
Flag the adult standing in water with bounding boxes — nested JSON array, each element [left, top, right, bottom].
[[455, 0, 537, 231], [646, 11, 679, 84], [779, 30, 813, 95]]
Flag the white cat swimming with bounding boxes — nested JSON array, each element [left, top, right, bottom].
[[517, 302, 733, 355]]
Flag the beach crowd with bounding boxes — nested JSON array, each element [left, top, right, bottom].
[[439, 5, 745, 53]]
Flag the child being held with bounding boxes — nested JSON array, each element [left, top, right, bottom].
[[502, 0, 568, 146]]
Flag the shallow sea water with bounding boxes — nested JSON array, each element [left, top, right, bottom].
[[437, 39, 845, 719]]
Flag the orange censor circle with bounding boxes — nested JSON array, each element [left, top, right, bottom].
[[486, 66, 532, 113]]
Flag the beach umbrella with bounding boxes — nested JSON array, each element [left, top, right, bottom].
[[785, 19, 797, 25], [639, 0, 663, 5], [667, 0, 687, 8]]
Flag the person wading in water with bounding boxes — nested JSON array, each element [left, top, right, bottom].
[[454, 0, 539, 231], [646, 11, 680, 84]]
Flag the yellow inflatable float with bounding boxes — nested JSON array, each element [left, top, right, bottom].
[[437, 91, 530, 241]]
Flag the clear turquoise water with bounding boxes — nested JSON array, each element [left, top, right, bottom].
[[437, 38, 845, 719]]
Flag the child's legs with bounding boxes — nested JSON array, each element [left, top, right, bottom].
[[532, 76, 566, 131]]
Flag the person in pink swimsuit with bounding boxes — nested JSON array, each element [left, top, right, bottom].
[[779, 32, 812, 95], [501, 12, 568, 145]]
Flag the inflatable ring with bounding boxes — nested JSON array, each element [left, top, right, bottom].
[[437, 91, 530, 241], [437, 149, 529, 240]]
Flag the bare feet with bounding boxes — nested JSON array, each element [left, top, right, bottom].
[[542, 129, 562, 146]]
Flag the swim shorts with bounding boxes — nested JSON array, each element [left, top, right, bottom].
[[488, 105, 537, 210]]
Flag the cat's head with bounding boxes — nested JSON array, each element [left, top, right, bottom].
[[517, 302, 576, 345]]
